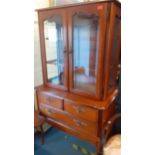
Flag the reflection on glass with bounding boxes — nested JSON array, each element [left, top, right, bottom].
[[44, 15, 64, 85], [73, 12, 100, 94]]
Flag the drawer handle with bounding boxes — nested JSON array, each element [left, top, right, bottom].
[[47, 109, 55, 115], [73, 106, 85, 113], [73, 119, 87, 127], [47, 97, 53, 102]]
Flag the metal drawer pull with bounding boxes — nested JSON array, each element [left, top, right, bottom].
[[73, 119, 87, 127], [47, 109, 55, 115], [47, 97, 53, 102], [73, 106, 85, 113]]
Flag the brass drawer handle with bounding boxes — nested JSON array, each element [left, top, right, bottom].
[[46, 97, 53, 102], [73, 119, 87, 127], [47, 109, 55, 115], [73, 106, 85, 113]]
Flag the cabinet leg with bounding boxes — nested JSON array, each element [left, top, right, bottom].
[[40, 125, 44, 144], [96, 142, 103, 155]]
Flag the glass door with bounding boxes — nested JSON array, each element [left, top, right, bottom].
[[39, 10, 68, 90], [68, 4, 107, 99]]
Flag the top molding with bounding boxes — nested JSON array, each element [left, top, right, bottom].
[[35, 0, 121, 12]]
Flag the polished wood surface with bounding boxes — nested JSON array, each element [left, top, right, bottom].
[[39, 102, 98, 136], [38, 91, 64, 109], [36, 85, 118, 109], [64, 100, 98, 122], [36, 1, 121, 154]]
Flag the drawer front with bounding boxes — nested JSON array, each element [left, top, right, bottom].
[[69, 117, 98, 136], [64, 100, 98, 122], [38, 92, 63, 109], [39, 103, 59, 120], [39, 103, 66, 121]]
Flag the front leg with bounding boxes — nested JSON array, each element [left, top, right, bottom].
[[96, 141, 103, 155]]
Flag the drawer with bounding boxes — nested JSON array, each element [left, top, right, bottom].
[[64, 100, 98, 122], [69, 116, 98, 136], [38, 92, 63, 110], [39, 103, 65, 121]]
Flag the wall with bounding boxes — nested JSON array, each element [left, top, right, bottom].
[[34, 0, 50, 87], [34, 0, 51, 132]]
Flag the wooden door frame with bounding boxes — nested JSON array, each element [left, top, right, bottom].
[[38, 9, 69, 91], [68, 3, 108, 100]]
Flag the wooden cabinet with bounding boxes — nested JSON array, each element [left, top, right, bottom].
[[36, 1, 121, 154]]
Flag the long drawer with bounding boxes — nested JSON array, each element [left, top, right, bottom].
[[39, 103, 98, 136], [37, 92, 63, 110], [68, 115, 98, 136], [64, 100, 98, 122]]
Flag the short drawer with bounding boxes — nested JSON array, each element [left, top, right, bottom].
[[37, 92, 63, 110], [64, 100, 98, 122], [39, 103, 65, 121]]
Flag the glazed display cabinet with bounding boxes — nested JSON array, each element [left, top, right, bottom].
[[35, 0, 121, 154]]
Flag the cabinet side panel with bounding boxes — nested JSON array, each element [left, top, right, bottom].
[[103, 3, 121, 99]]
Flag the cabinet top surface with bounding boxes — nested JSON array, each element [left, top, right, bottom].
[[36, 0, 121, 12]]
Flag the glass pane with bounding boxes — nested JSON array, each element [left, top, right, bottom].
[[73, 12, 100, 94], [108, 17, 120, 89], [44, 15, 64, 85], [54, 0, 85, 6]]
